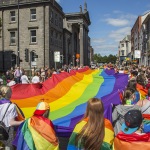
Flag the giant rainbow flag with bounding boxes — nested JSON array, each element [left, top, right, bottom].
[[11, 67, 128, 136]]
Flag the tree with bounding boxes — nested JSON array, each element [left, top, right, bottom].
[[93, 53, 117, 64]]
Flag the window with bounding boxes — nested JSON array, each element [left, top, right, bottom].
[[50, 11, 54, 22], [59, 17, 61, 28], [121, 50, 124, 56], [10, 11, 16, 22], [0, 17, 2, 27], [55, 14, 58, 25], [51, 30, 53, 44], [30, 9, 36, 20], [56, 32, 58, 39], [121, 44, 124, 47], [10, 32, 16, 44], [30, 30, 36, 43], [59, 34, 62, 40]]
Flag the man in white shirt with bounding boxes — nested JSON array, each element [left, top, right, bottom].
[[7, 77, 16, 86], [21, 72, 30, 84], [32, 72, 40, 83]]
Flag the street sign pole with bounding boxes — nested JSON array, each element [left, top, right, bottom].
[[55, 62, 57, 70], [54, 51, 60, 70]]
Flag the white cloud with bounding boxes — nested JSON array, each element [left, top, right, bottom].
[[91, 38, 105, 44], [94, 44, 117, 49], [109, 27, 131, 42], [92, 42, 118, 56], [113, 10, 122, 14], [92, 12, 136, 56], [119, 14, 137, 20], [105, 18, 129, 26], [103, 12, 137, 27]]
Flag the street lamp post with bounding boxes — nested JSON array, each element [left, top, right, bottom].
[[17, 0, 20, 67], [73, 55, 75, 66]]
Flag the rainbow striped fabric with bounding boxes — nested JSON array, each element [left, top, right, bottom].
[[67, 118, 114, 150], [13, 116, 59, 150], [113, 132, 150, 150], [11, 68, 128, 135]]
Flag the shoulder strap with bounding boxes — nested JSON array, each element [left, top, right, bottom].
[[1, 103, 12, 122], [112, 114, 124, 127]]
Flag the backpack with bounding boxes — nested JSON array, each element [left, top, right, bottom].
[[0, 103, 11, 141]]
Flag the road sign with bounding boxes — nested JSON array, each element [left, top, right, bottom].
[[34, 55, 38, 58], [134, 50, 141, 58], [54, 51, 60, 62]]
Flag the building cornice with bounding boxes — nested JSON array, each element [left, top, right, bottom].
[[0, 0, 64, 15]]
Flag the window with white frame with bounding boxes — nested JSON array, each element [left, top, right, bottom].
[[10, 32, 16, 44], [30, 9, 36, 20], [10, 11, 16, 22], [30, 30, 36, 43]]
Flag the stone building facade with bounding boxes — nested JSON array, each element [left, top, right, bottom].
[[142, 14, 150, 66], [63, 3, 91, 66], [131, 16, 141, 61], [0, 0, 91, 71], [0, 0, 64, 71], [118, 35, 131, 65]]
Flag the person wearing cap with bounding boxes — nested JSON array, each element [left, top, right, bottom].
[[13, 102, 59, 150], [113, 110, 150, 150], [112, 89, 140, 135]]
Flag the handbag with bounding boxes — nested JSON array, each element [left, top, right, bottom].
[[0, 103, 11, 141]]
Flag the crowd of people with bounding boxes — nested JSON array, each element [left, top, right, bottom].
[[0, 65, 85, 86], [1, 64, 150, 149]]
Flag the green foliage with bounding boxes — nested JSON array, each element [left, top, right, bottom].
[[93, 54, 117, 64]]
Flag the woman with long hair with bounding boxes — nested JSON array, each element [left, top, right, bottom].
[[67, 98, 114, 150], [127, 80, 140, 104]]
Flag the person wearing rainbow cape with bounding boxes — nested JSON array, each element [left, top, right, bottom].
[[114, 110, 150, 150], [13, 102, 59, 150], [67, 98, 114, 150]]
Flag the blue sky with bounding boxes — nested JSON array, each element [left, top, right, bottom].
[[56, 0, 150, 56]]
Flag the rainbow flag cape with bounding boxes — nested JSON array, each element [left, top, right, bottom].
[[67, 118, 114, 150], [13, 116, 59, 150], [11, 68, 128, 135], [113, 132, 150, 150], [136, 84, 148, 99]]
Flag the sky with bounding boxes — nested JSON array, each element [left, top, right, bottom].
[[56, 0, 150, 56]]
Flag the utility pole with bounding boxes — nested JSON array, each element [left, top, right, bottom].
[[17, 0, 20, 67]]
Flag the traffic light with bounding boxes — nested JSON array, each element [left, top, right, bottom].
[[25, 49, 29, 62], [31, 51, 35, 61], [11, 53, 16, 67]]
